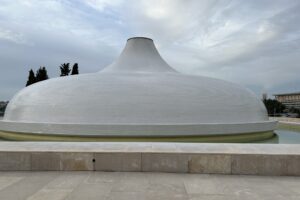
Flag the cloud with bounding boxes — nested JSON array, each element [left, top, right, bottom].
[[84, 0, 122, 12], [0, 28, 32, 45], [0, 0, 300, 100]]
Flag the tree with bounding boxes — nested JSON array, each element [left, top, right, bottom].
[[288, 107, 300, 118], [263, 99, 285, 116], [71, 63, 79, 75], [36, 67, 49, 82], [26, 69, 36, 87], [60, 63, 71, 76], [0, 101, 8, 116]]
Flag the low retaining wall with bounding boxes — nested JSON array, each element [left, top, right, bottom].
[[0, 142, 299, 176]]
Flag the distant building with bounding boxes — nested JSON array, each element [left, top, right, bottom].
[[274, 92, 300, 109]]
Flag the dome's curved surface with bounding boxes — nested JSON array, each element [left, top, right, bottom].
[[4, 72, 267, 124], [0, 37, 276, 138]]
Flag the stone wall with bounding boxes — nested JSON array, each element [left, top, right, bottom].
[[0, 142, 299, 176]]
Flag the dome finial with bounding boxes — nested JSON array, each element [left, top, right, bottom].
[[101, 37, 177, 73], [127, 36, 153, 41]]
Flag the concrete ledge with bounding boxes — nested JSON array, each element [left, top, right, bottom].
[[0, 120, 277, 136], [0, 129, 276, 143], [0, 142, 299, 176]]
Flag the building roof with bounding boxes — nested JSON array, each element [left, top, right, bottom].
[[274, 92, 300, 96]]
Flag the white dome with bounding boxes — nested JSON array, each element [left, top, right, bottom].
[[1, 37, 275, 137]]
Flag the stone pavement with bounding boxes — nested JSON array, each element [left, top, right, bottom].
[[0, 172, 298, 200]]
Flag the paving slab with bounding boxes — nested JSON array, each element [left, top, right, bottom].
[[0, 172, 59, 200], [0, 172, 298, 200]]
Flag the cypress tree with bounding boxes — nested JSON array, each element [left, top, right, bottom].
[[26, 69, 36, 87], [60, 63, 71, 76], [71, 63, 79, 75], [36, 67, 49, 82]]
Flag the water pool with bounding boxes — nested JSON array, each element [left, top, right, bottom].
[[259, 129, 300, 144]]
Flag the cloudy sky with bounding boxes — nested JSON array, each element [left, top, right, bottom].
[[0, 0, 300, 100]]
